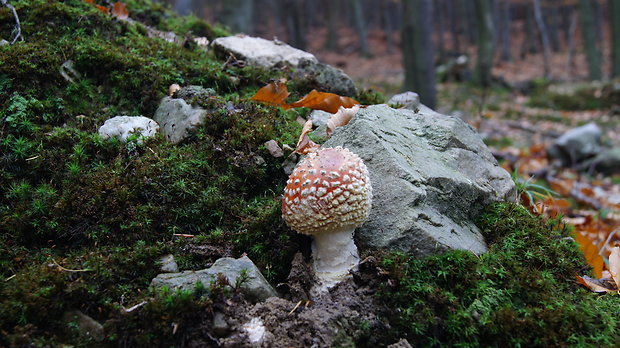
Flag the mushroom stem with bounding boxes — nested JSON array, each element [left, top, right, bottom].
[[311, 227, 359, 291]]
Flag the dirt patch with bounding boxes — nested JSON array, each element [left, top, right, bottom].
[[210, 254, 390, 347]]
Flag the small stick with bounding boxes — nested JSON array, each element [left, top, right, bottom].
[[50, 258, 91, 272], [288, 300, 302, 315], [1, 0, 23, 44]]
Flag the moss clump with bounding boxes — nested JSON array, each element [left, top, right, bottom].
[[378, 203, 620, 347]]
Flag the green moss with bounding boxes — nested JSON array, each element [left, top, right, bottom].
[[377, 203, 620, 347]]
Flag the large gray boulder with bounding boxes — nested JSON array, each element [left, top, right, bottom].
[[153, 96, 208, 144], [323, 104, 516, 256], [212, 35, 356, 96], [151, 255, 277, 302]]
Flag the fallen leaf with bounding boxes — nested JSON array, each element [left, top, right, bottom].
[[95, 4, 110, 14], [326, 105, 360, 137], [251, 79, 291, 108], [84, 0, 95, 3], [609, 246, 620, 290], [574, 231, 605, 278], [290, 90, 359, 114], [294, 120, 319, 155], [576, 275, 618, 293], [112, 2, 129, 19]]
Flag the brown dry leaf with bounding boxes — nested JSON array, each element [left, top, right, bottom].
[[294, 120, 319, 155], [84, 0, 95, 3], [251, 79, 291, 109], [576, 275, 618, 293], [574, 231, 605, 278], [112, 2, 129, 19], [290, 90, 359, 114], [609, 246, 620, 290], [326, 105, 360, 137]]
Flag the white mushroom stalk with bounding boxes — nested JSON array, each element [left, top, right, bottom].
[[282, 146, 372, 292]]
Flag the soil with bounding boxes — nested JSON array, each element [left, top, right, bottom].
[[212, 253, 390, 348]]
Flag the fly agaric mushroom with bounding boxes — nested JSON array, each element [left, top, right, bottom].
[[282, 146, 372, 291]]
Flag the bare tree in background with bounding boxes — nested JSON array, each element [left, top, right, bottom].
[[221, 0, 254, 34], [352, 0, 371, 57], [401, 0, 436, 108], [498, 0, 511, 61], [325, 0, 339, 51], [533, 0, 551, 78], [611, 0, 620, 78], [474, 0, 494, 87], [579, 0, 602, 80]]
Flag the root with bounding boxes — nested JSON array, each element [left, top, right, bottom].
[[1, 0, 24, 44]]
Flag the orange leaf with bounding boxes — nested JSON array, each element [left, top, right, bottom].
[[84, 0, 95, 3], [112, 2, 129, 19], [290, 90, 359, 114], [574, 231, 605, 278], [251, 80, 291, 108], [95, 4, 110, 14]]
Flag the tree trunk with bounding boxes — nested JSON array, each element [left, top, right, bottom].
[[567, 10, 578, 79], [474, 0, 494, 87], [520, 4, 538, 58], [533, 0, 551, 78], [221, 0, 254, 34], [325, 0, 339, 51], [436, 0, 446, 62], [465, 0, 478, 45], [352, 0, 371, 57], [579, 0, 602, 80], [611, 0, 620, 78], [402, 0, 436, 108], [547, 0, 561, 52], [448, 0, 461, 53], [381, 0, 395, 54], [499, 0, 511, 61], [282, 0, 306, 50]]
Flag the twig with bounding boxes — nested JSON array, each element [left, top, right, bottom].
[[50, 258, 91, 272], [5, 274, 16, 281], [288, 300, 302, 315], [123, 301, 148, 313], [1, 0, 23, 44]]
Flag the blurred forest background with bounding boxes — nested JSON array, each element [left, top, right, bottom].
[[161, 0, 620, 109]]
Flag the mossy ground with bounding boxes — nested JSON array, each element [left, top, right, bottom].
[[377, 203, 620, 347]]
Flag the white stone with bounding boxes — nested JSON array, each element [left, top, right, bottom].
[[98, 116, 159, 143], [242, 317, 267, 345], [212, 36, 318, 68]]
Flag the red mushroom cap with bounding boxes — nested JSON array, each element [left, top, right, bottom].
[[282, 147, 372, 235]]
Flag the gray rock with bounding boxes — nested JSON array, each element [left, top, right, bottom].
[[297, 59, 358, 96], [548, 122, 602, 166], [153, 96, 208, 144], [282, 153, 299, 175], [388, 339, 414, 348], [388, 92, 420, 110], [151, 255, 277, 302], [264, 140, 284, 158], [309, 110, 333, 128], [174, 85, 216, 102], [0, 39, 9, 46], [212, 36, 317, 68], [63, 310, 104, 342], [585, 147, 620, 175], [323, 104, 516, 256], [212, 312, 230, 337], [157, 254, 179, 273], [212, 35, 356, 96], [98, 116, 159, 143]]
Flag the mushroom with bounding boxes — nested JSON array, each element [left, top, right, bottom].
[[282, 146, 372, 292]]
